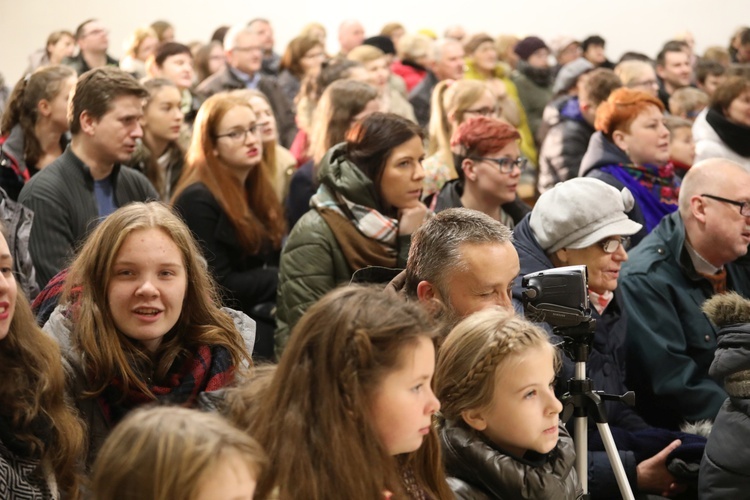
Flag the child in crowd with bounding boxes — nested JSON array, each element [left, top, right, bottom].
[[91, 406, 265, 500], [0, 227, 85, 499], [435, 308, 581, 499], [226, 285, 453, 499], [665, 116, 696, 178], [44, 202, 254, 466], [668, 87, 709, 121]]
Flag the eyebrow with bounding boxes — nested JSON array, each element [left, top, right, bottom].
[[113, 260, 183, 268]]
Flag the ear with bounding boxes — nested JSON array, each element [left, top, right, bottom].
[[611, 129, 628, 153], [461, 408, 488, 432], [691, 195, 708, 223], [37, 99, 52, 118], [655, 64, 666, 79], [552, 248, 569, 265], [78, 110, 98, 136], [462, 158, 477, 182], [416, 280, 437, 304]]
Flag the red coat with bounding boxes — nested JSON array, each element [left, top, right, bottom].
[[391, 60, 427, 93]]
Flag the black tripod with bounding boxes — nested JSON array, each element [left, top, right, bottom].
[[556, 320, 636, 500]]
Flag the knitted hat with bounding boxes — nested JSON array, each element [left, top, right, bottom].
[[553, 57, 594, 94], [363, 35, 396, 55], [514, 36, 549, 61], [529, 177, 642, 253]]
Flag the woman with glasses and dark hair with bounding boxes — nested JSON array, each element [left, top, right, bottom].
[[426, 116, 530, 229], [172, 93, 285, 361], [511, 177, 701, 499], [580, 88, 681, 246]]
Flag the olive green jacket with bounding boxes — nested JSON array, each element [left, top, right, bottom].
[[274, 144, 411, 356]]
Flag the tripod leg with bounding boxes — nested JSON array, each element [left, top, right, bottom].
[[595, 422, 635, 500], [574, 416, 588, 494]]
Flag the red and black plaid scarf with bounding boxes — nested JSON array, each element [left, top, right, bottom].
[[96, 344, 234, 425]]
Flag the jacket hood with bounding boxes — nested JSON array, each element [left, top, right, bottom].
[[511, 214, 553, 301], [317, 143, 381, 209], [2, 125, 28, 171], [579, 131, 630, 177]]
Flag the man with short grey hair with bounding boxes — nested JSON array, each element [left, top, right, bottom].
[[395, 208, 518, 327], [408, 38, 465, 128], [621, 158, 750, 429], [248, 18, 280, 76], [197, 24, 296, 146]]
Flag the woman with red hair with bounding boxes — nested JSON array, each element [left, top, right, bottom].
[[172, 94, 286, 360], [427, 116, 530, 228], [579, 88, 679, 245]]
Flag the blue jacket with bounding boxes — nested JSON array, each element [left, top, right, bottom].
[[620, 212, 750, 429], [512, 214, 645, 497]]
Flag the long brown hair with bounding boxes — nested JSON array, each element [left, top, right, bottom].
[[226, 285, 453, 500], [173, 94, 285, 253], [1, 65, 75, 167], [61, 202, 252, 399], [1, 282, 85, 498]]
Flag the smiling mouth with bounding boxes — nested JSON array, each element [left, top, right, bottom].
[[134, 307, 161, 316]]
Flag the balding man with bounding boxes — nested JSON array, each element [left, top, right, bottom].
[[408, 38, 465, 127], [620, 159, 750, 429], [338, 19, 365, 57]]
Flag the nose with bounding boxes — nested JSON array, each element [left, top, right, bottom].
[[613, 244, 628, 262], [413, 160, 426, 181], [547, 388, 563, 415], [0, 272, 11, 294], [659, 122, 670, 138], [135, 278, 159, 297], [244, 129, 258, 145], [132, 121, 144, 139], [426, 386, 441, 415], [497, 289, 514, 311]]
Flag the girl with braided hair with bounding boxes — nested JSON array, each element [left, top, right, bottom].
[[224, 284, 453, 500], [435, 308, 581, 499]]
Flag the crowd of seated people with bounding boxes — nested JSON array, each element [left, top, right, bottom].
[[1, 15, 750, 500]]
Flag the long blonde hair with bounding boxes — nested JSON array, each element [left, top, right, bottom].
[[435, 309, 558, 423], [428, 79, 493, 173], [91, 406, 266, 500], [62, 202, 252, 399]]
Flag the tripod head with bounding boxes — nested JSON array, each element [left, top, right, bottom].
[[521, 265, 596, 362]]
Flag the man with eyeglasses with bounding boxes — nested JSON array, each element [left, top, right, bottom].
[[197, 24, 296, 147], [621, 158, 750, 430], [64, 19, 119, 75]]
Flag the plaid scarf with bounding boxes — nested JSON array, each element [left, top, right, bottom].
[[97, 345, 234, 426], [311, 184, 398, 246], [601, 163, 679, 231]]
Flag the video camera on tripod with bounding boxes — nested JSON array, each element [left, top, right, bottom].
[[521, 265, 635, 500]]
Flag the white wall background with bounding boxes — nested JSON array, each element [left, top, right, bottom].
[[1, 0, 749, 85]]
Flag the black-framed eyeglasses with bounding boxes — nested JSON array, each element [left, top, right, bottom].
[[469, 156, 527, 174], [701, 194, 750, 216], [464, 106, 501, 117], [215, 126, 259, 142], [598, 236, 631, 254]]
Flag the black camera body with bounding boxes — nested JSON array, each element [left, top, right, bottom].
[[521, 265, 596, 361]]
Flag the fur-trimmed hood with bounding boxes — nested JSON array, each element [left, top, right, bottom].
[[704, 292, 750, 395]]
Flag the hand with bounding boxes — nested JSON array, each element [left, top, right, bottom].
[[636, 439, 686, 497], [397, 203, 428, 236]]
